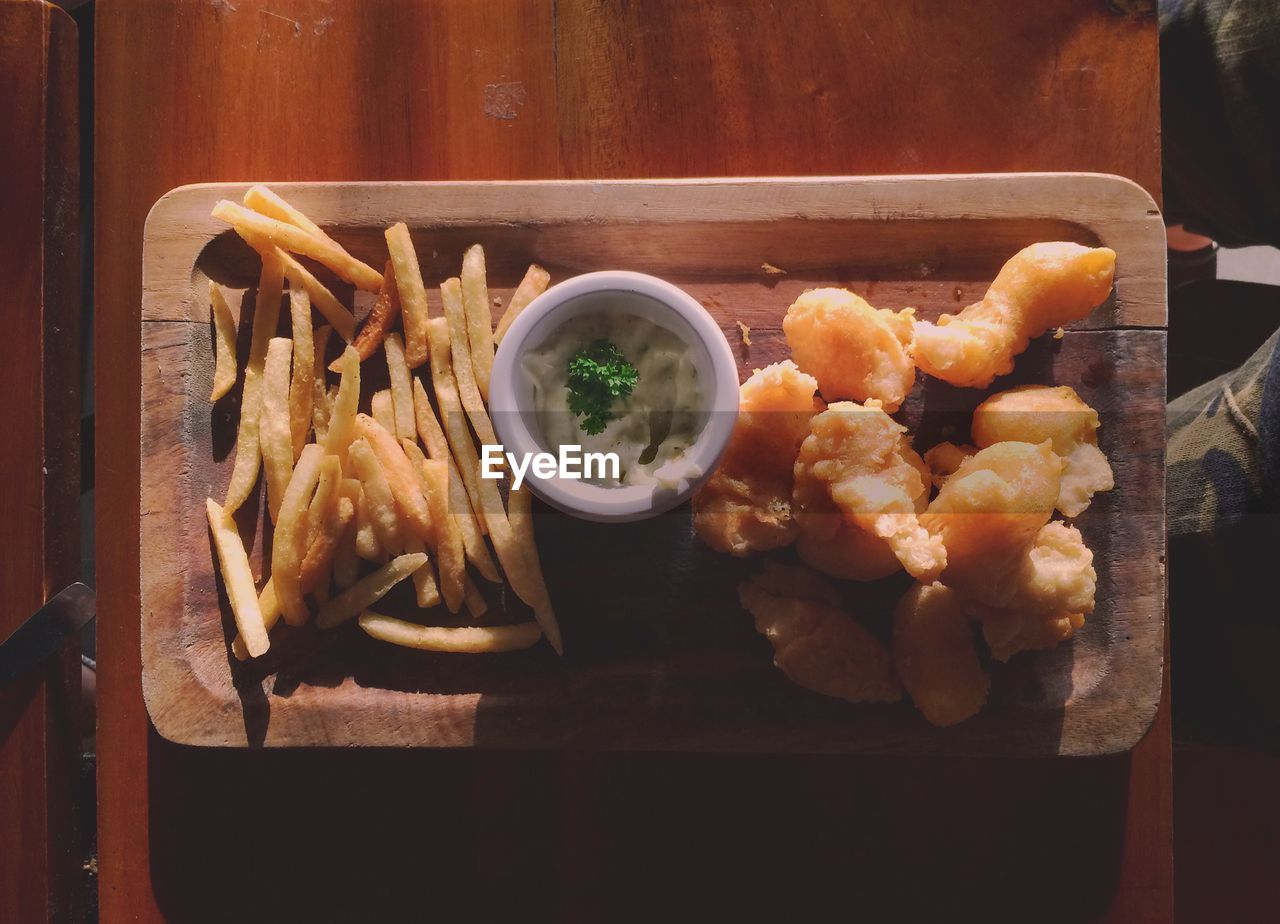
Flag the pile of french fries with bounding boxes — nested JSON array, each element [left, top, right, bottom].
[[204, 185, 560, 660]]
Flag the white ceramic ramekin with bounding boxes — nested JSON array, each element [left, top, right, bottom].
[[489, 271, 739, 522]]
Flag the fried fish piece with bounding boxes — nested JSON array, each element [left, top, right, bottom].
[[783, 288, 916, 411], [922, 441, 976, 490], [971, 385, 1114, 517], [969, 521, 1097, 661], [794, 401, 946, 582], [919, 440, 1063, 597], [892, 583, 990, 726], [693, 361, 822, 556], [740, 567, 901, 704], [912, 242, 1116, 388]]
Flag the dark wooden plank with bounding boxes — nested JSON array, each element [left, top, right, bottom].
[[96, 1, 1171, 920], [0, 2, 81, 922]]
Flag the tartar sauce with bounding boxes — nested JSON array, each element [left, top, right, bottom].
[[521, 311, 706, 486]]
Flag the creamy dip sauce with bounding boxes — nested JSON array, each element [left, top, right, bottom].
[[521, 310, 706, 486]]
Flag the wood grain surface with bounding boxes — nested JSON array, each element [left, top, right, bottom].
[[96, 1, 1170, 920], [0, 2, 81, 922], [139, 176, 1166, 757]]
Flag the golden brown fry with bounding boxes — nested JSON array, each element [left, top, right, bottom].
[[493, 263, 550, 345], [507, 485, 562, 654], [208, 282, 238, 401], [460, 245, 494, 402], [410, 378, 449, 461], [347, 437, 405, 554], [311, 324, 333, 443], [384, 333, 416, 440], [892, 583, 989, 727], [421, 459, 465, 613], [334, 480, 362, 586], [232, 577, 280, 661], [305, 455, 342, 550], [401, 436, 498, 581], [385, 222, 430, 367], [234, 227, 358, 341], [353, 481, 383, 561], [206, 498, 269, 658], [270, 444, 326, 626], [335, 260, 400, 368], [287, 286, 315, 459], [371, 389, 397, 437], [242, 184, 333, 243], [315, 552, 428, 629], [403, 535, 441, 608], [300, 496, 354, 595], [323, 345, 360, 465], [224, 252, 284, 512], [463, 576, 488, 619], [212, 199, 383, 291], [358, 612, 542, 653], [439, 278, 498, 446], [412, 373, 494, 549], [355, 415, 435, 544], [923, 441, 976, 490], [260, 337, 296, 522]]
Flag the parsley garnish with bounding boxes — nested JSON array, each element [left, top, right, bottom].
[[566, 339, 639, 435]]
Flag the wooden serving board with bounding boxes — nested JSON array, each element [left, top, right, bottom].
[[140, 175, 1166, 755]]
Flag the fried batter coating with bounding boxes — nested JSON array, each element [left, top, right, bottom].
[[972, 385, 1114, 517], [968, 521, 1097, 660], [693, 361, 822, 556], [740, 568, 901, 704], [795, 488, 903, 580], [783, 288, 916, 411], [922, 441, 976, 490], [913, 243, 1116, 388], [919, 441, 1062, 597], [892, 583, 990, 726], [794, 401, 946, 582]]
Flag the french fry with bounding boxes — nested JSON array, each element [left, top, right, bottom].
[[315, 552, 428, 630], [508, 485, 563, 654], [260, 336, 296, 522], [353, 481, 383, 561], [232, 576, 280, 661], [355, 414, 435, 544], [232, 226, 357, 341], [358, 612, 542, 653], [384, 333, 416, 440], [402, 535, 441, 608], [439, 278, 498, 446], [287, 286, 315, 459], [300, 495, 354, 594], [242, 184, 335, 245], [347, 438, 405, 554], [384, 222, 430, 368], [323, 345, 360, 465], [410, 378, 450, 462], [371, 389, 397, 438], [336, 261, 400, 368], [332, 513, 360, 588], [493, 263, 551, 345], [223, 252, 284, 512], [401, 436, 498, 581], [209, 282, 238, 400], [421, 459, 464, 612], [426, 317, 494, 523], [213, 200, 384, 292], [206, 498, 269, 658], [463, 575, 488, 619], [460, 245, 494, 402], [305, 455, 342, 549], [311, 324, 333, 442], [270, 444, 326, 626]]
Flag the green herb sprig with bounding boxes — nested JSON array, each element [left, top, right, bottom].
[[566, 339, 639, 435]]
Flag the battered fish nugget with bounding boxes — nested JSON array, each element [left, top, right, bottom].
[[794, 401, 946, 582], [971, 385, 1114, 517], [740, 569, 901, 704], [783, 288, 916, 411], [922, 441, 976, 490], [913, 242, 1116, 388], [969, 522, 1097, 661], [919, 440, 1062, 597], [693, 361, 821, 556], [892, 583, 990, 727]]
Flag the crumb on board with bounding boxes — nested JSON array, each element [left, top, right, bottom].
[[954, 286, 964, 301], [493, 295, 503, 307], [1053, 327, 1066, 339], [760, 262, 787, 276], [736, 320, 752, 346]]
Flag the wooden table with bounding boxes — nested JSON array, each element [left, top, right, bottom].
[[96, 2, 1171, 920]]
